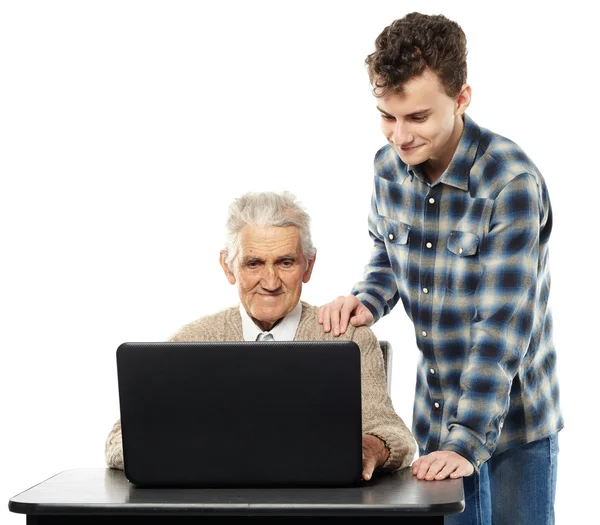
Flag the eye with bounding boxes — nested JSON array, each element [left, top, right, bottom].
[[380, 114, 395, 121], [245, 260, 260, 269], [280, 259, 295, 268], [412, 115, 427, 122]]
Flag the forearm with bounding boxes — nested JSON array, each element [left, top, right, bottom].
[[356, 329, 416, 470], [351, 185, 405, 323], [351, 242, 400, 324]]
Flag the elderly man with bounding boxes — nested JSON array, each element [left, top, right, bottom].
[[105, 190, 416, 480]]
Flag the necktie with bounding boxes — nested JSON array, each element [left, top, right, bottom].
[[256, 332, 275, 341]]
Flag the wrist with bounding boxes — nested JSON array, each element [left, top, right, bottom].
[[365, 433, 390, 467], [380, 439, 390, 466]]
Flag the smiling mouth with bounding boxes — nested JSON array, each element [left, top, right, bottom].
[[400, 144, 422, 151]]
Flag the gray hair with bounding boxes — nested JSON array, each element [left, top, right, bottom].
[[224, 191, 316, 271]]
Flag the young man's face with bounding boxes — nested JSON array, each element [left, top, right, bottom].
[[220, 224, 315, 332], [376, 69, 469, 176]]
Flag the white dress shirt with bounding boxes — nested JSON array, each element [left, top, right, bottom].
[[239, 301, 302, 342]]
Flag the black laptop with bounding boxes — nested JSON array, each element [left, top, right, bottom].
[[116, 340, 363, 487]]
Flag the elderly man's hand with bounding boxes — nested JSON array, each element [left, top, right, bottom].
[[318, 295, 374, 336], [411, 450, 474, 480], [361, 433, 389, 481]]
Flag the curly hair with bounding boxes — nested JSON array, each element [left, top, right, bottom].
[[365, 12, 467, 98]]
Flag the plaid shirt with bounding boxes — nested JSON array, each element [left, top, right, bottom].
[[352, 114, 563, 471]]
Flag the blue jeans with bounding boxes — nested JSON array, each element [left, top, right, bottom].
[[442, 434, 559, 525]]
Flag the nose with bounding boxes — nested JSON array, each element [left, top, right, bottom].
[[260, 265, 281, 291], [392, 120, 413, 146]]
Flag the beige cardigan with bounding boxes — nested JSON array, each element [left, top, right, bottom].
[[105, 301, 416, 471]]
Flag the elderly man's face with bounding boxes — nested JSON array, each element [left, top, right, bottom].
[[220, 224, 315, 331]]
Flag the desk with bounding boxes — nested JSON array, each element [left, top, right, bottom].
[[9, 468, 464, 524]]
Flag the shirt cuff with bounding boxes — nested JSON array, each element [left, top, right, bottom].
[[440, 425, 492, 474], [353, 293, 383, 324]]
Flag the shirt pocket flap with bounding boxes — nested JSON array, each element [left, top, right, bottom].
[[447, 230, 480, 256], [377, 216, 411, 245]]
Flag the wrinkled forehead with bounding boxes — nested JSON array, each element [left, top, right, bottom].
[[238, 224, 303, 259]]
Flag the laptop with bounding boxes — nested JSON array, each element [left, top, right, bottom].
[[116, 340, 363, 488]]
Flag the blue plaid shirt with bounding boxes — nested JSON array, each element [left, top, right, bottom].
[[352, 114, 563, 471]]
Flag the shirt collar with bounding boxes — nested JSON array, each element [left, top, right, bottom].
[[239, 301, 302, 342], [406, 114, 481, 192]]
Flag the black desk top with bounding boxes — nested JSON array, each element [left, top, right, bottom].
[[9, 468, 464, 517]]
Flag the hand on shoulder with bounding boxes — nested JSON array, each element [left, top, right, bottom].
[[318, 295, 374, 336]]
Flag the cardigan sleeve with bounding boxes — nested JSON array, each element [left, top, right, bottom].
[[353, 326, 416, 470], [105, 419, 124, 470]]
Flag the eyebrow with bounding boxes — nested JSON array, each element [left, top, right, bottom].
[[241, 255, 263, 264], [376, 106, 431, 117], [242, 254, 299, 264]]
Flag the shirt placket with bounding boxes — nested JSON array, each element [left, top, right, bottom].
[[417, 183, 443, 452]]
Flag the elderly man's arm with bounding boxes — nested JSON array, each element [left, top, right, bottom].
[[353, 326, 416, 472], [105, 419, 124, 470]]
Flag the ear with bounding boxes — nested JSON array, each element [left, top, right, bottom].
[[455, 83, 472, 116], [219, 250, 237, 285], [302, 250, 317, 284]]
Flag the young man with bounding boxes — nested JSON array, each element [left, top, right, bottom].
[[318, 12, 562, 525]]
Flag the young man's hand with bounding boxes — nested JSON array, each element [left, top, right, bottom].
[[318, 295, 374, 336], [361, 433, 389, 481], [412, 450, 474, 480]]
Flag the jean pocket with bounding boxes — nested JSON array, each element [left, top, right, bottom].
[[445, 230, 481, 295], [377, 216, 411, 281]]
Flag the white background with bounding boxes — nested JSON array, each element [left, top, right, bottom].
[[1, 1, 596, 522]]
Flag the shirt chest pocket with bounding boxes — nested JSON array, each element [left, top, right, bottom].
[[377, 216, 411, 281], [446, 230, 482, 295]]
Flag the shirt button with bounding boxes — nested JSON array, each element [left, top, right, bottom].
[[388, 233, 394, 241], [426, 242, 433, 248], [421, 330, 427, 337], [476, 460, 481, 466], [422, 287, 429, 294], [500, 421, 504, 429], [430, 368, 435, 374], [459, 247, 463, 254], [434, 402, 440, 408], [428, 197, 435, 204]]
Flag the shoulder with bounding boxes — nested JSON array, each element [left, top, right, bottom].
[[168, 306, 241, 342], [296, 302, 340, 340], [350, 324, 380, 349], [297, 302, 379, 351], [470, 119, 546, 199]]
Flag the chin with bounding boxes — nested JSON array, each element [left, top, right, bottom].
[[253, 308, 283, 324], [394, 145, 429, 164], [399, 152, 427, 165]]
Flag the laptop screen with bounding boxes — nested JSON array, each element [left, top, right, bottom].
[[117, 340, 363, 487]]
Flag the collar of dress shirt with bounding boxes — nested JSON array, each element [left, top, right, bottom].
[[239, 301, 302, 342]]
